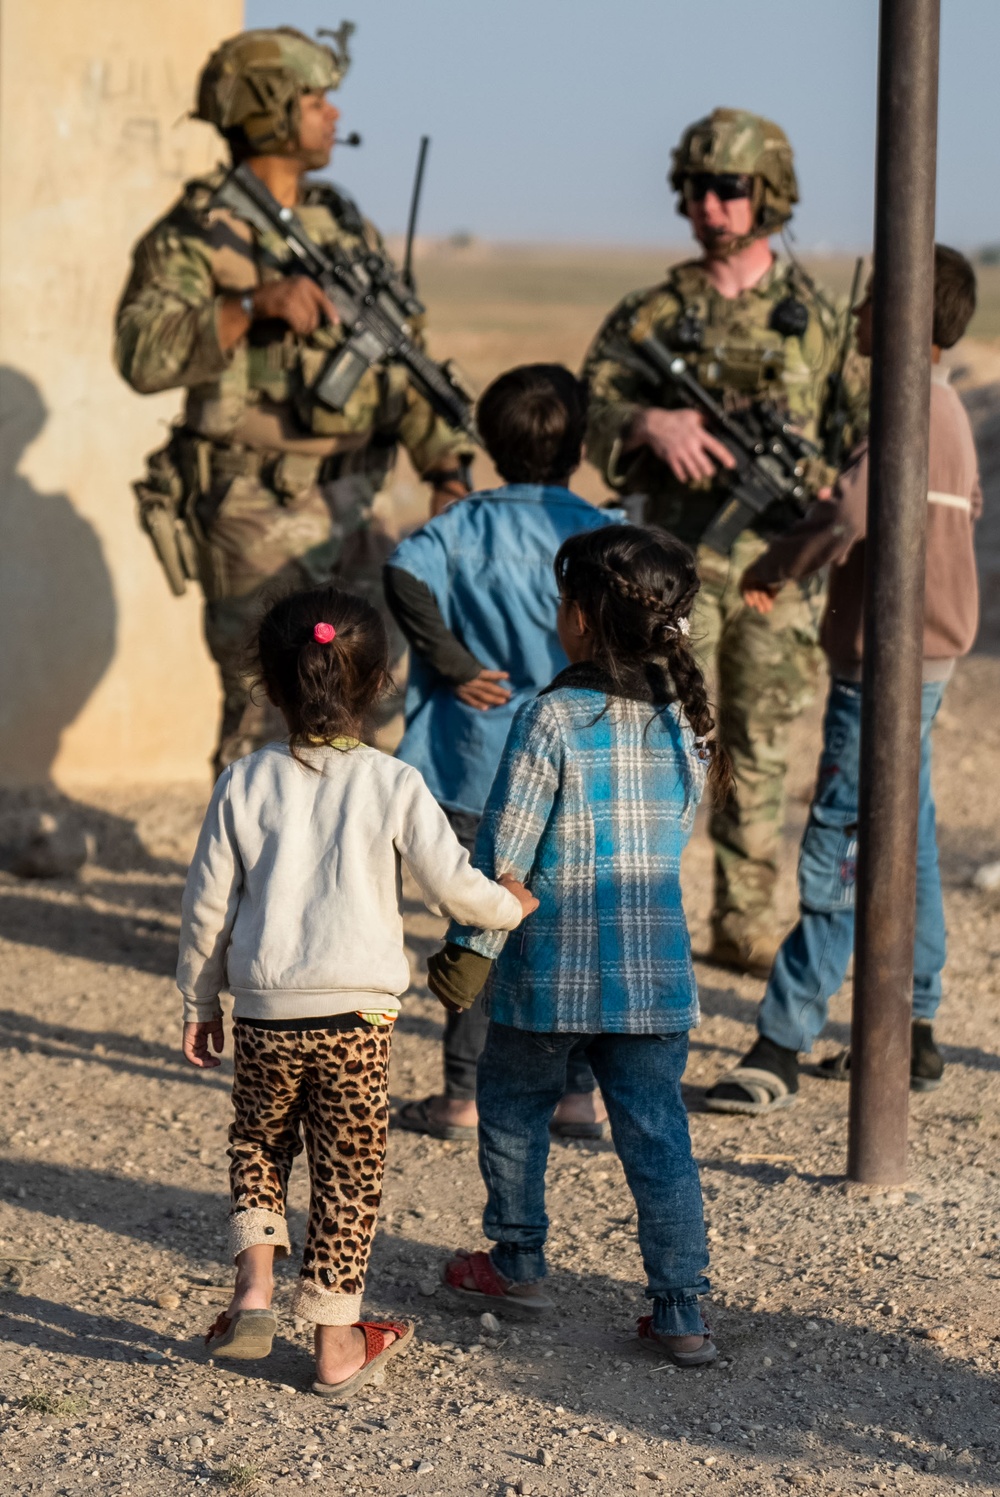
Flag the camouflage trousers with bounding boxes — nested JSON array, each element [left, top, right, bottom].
[[691, 530, 824, 945], [200, 470, 402, 780]]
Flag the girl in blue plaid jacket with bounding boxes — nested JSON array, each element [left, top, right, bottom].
[[428, 524, 732, 1367]]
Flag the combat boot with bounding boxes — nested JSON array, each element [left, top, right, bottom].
[[909, 1020, 945, 1091], [702, 922, 783, 980]]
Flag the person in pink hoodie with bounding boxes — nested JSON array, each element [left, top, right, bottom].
[[706, 244, 981, 1115]]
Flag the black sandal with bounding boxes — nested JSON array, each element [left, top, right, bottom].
[[704, 1036, 799, 1116], [704, 1066, 797, 1115], [814, 1048, 851, 1082], [393, 1096, 476, 1141], [815, 1022, 944, 1092]]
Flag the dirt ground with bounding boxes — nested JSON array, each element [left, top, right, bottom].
[[1, 256, 999, 1497]]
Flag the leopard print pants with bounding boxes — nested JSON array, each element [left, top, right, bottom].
[[228, 1019, 391, 1325]]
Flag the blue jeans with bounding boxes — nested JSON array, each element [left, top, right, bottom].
[[758, 677, 947, 1055], [477, 1023, 710, 1336]]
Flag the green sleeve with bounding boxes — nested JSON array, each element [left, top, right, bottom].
[[396, 380, 475, 476], [426, 942, 493, 1011], [580, 290, 659, 489], [115, 211, 231, 395]]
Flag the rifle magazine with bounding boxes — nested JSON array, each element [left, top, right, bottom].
[[314, 336, 380, 411], [699, 497, 755, 557]]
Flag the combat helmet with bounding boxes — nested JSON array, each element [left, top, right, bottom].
[[670, 108, 798, 240], [195, 24, 353, 157]]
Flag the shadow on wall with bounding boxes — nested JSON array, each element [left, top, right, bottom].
[[0, 366, 117, 781]]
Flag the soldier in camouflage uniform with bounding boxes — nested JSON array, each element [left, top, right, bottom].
[[116, 26, 472, 776], [583, 109, 865, 976]]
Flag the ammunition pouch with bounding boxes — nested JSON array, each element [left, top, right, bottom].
[[135, 424, 396, 603]]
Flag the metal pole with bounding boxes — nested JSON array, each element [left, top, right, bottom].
[[847, 0, 940, 1185]]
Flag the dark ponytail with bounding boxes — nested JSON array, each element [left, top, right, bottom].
[[255, 586, 390, 764], [554, 524, 733, 800]]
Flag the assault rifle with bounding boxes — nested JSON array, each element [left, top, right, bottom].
[[610, 332, 821, 555], [213, 163, 478, 444]]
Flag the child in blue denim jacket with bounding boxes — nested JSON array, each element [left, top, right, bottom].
[[386, 365, 620, 1141], [429, 524, 732, 1366]]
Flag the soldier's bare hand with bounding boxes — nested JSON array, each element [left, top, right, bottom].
[[455, 670, 512, 711], [182, 1018, 224, 1069], [251, 277, 339, 336], [629, 407, 736, 484]]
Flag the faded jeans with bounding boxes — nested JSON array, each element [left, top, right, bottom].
[[758, 677, 947, 1054], [477, 1023, 710, 1336]]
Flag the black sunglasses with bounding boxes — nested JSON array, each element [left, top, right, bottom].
[[685, 172, 753, 203]]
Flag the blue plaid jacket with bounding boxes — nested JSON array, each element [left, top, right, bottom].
[[448, 665, 706, 1034]]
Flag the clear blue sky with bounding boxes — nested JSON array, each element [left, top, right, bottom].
[[243, 0, 998, 250]]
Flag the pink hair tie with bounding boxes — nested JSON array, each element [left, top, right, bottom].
[[313, 622, 336, 644]]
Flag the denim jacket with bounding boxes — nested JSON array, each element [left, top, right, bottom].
[[449, 664, 706, 1034], [391, 484, 619, 816]]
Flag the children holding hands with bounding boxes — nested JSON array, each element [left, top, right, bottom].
[[176, 362, 786, 1384]]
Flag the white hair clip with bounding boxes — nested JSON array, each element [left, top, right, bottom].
[[676, 616, 691, 636]]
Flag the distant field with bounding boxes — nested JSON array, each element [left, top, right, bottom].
[[967, 262, 1000, 338], [414, 243, 1000, 376], [384, 243, 1000, 511]]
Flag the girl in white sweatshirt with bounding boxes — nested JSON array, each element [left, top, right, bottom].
[[178, 585, 535, 1398]]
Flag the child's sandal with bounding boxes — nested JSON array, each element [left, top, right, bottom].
[[204, 1308, 278, 1360], [442, 1249, 553, 1315], [311, 1319, 415, 1399], [636, 1314, 718, 1368]]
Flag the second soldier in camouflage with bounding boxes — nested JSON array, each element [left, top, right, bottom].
[[583, 108, 866, 975]]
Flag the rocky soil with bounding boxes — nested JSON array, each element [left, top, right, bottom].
[[0, 354, 998, 1497], [0, 649, 998, 1497]]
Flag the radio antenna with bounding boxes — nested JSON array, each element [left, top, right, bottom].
[[403, 135, 431, 292]]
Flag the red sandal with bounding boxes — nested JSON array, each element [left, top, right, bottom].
[[442, 1249, 553, 1315], [312, 1318, 415, 1399]]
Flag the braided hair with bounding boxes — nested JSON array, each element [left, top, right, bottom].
[[255, 585, 391, 766], [554, 524, 733, 799]]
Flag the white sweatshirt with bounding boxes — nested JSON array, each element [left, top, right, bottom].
[[177, 741, 523, 1024]]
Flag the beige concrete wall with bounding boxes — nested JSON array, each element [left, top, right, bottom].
[[0, 0, 244, 786]]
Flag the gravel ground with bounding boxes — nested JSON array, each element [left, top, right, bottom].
[[1, 357, 999, 1497], [0, 651, 998, 1497]]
